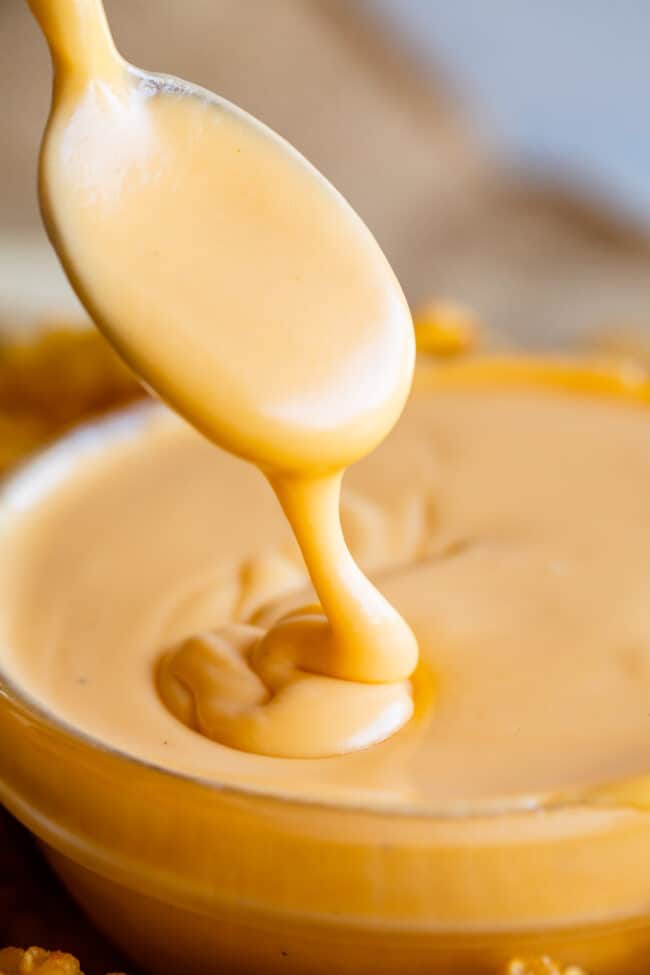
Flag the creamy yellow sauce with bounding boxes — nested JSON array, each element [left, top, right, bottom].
[[27, 0, 418, 757], [3, 373, 650, 808]]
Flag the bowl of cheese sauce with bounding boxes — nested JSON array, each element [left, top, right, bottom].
[[1, 358, 650, 974]]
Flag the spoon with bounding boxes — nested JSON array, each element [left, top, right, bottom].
[[27, 0, 419, 738], [27, 0, 415, 475]]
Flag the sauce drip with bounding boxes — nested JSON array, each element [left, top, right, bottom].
[[28, 0, 418, 756]]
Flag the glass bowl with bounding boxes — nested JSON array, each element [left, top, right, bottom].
[[0, 361, 649, 975]]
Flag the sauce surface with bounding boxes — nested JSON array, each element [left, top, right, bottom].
[[27, 0, 418, 757], [3, 379, 650, 808]]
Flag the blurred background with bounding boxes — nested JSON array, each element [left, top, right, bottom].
[[371, 0, 650, 222], [2, 0, 650, 347]]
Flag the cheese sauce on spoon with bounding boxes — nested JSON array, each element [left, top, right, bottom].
[[27, 0, 418, 757]]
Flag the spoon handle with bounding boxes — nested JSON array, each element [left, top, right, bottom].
[[26, 0, 121, 82]]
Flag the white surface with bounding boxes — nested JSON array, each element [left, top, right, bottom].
[[367, 0, 650, 223]]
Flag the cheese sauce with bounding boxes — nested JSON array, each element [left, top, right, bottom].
[[26, 0, 418, 757], [3, 375, 650, 807]]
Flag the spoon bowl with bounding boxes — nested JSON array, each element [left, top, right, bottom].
[[31, 0, 415, 474]]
